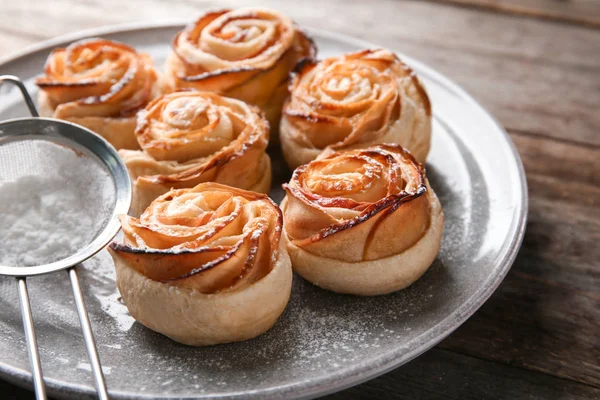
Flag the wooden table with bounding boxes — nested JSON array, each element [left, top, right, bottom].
[[1, 0, 599, 398]]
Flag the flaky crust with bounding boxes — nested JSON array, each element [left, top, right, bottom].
[[281, 144, 443, 296], [165, 8, 316, 140], [280, 49, 431, 169], [119, 91, 271, 216], [109, 183, 291, 345], [35, 38, 164, 150]]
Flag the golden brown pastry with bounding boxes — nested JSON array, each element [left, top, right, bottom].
[[36, 38, 164, 150], [280, 49, 431, 169], [108, 182, 292, 346], [119, 90, 271, 216], [281, 144, 443, 296], [165, 8, 316, 139]]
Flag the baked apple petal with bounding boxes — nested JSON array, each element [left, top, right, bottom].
[[109, 243, 231, 282]]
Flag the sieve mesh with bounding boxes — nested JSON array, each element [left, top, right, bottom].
[[0, 137, 116, 267]]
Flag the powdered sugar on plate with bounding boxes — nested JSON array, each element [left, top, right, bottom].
[[0, 140, 115, 267]]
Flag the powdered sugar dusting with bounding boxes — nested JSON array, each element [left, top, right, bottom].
[[84, 249, 136, 332], [0, 140, 115, 266]]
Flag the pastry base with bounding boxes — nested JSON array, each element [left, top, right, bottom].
[[279, 115, 321, 170], [37, 91, 140, 150], [249, 153, 273, 195], [262, 80, 288, 147], [282, 189, 444, 296], [110, 240, 292, 346]]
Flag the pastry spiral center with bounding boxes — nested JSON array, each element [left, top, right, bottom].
[[319, 70, 375, 104], [299, 62, 390, 121], [217, 21, 269, 43], [148, 95, 236, 154], [165, 192, 222, 218], [302, 156, 391, 203], [135, 91, 263, 164], [142, 191, 241, 241], [64, 43, 131, 82], [161, 97, 211, 129], [201, 14, 281, 62]]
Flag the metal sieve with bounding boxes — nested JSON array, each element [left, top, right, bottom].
[[0, 76, 132, 400]]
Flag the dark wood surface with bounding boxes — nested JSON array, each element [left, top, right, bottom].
[[0, 0, 599, 398]]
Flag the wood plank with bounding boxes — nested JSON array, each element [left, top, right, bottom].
[[330, 348, 599, 399], [0, 0, 598, 145], [0, 379, 32, 400], [439, 131, 600, 387], [427, 0, 600, 28]]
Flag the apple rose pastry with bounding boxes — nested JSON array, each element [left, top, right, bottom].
[[281, 144, 443, 296], [108, 182, 292, 346], [119, 90, 271, 216], [35, 38, 163, 150], [165, 8, 316, 138], [280, 49, 431, 169]]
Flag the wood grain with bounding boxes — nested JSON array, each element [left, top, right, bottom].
[[440, 131, 600, 387], [427, 0, 600, 28], [327, 348, 600, 399]]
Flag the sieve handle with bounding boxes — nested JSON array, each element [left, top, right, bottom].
[[0, 75, 39, 117], [16, 277, 47, 400], [68, 267, 109, 400]]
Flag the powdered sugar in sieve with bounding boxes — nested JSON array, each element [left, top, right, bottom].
[[0, 138, 116, 267]]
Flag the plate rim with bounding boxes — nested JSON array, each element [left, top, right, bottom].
[[0, 20, 528, 400]]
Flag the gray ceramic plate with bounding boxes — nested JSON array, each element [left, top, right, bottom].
[[0, 22, 527, 399]]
